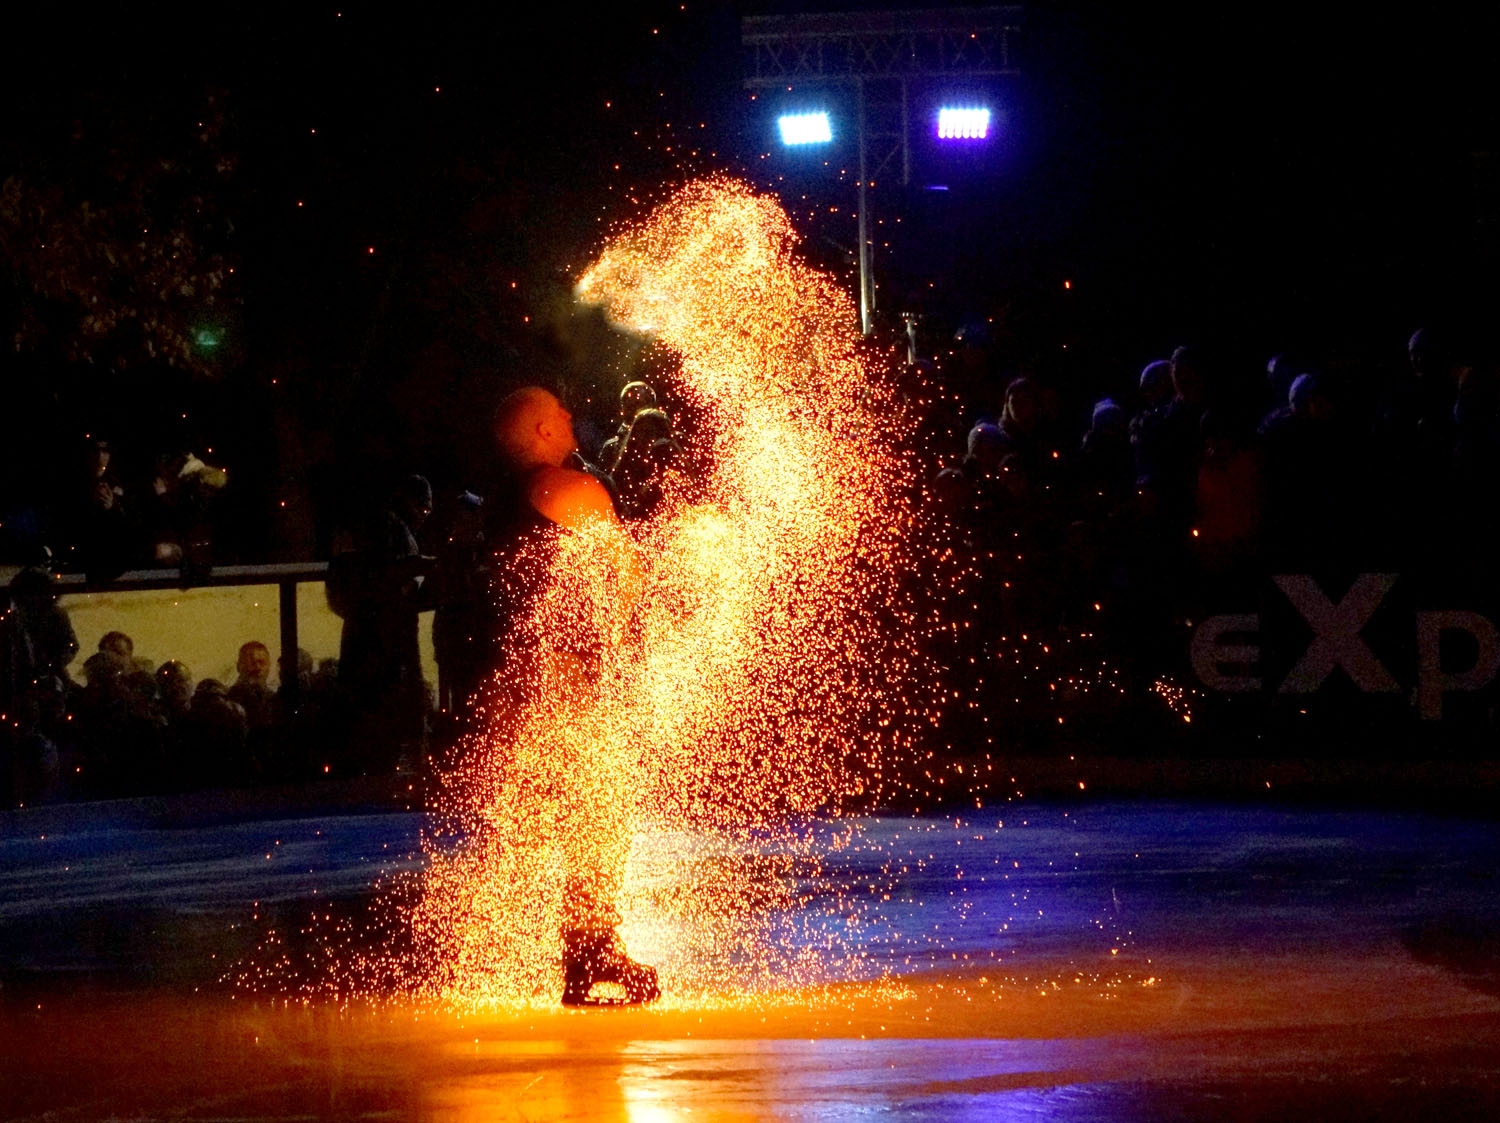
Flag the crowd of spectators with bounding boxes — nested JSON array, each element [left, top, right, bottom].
[[1, 565, 346, 802], [923, 325, 1500, 750], [6, 322, 1498, 803], [0, 378, 698, 805]]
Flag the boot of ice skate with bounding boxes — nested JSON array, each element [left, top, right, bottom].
[[560, 886, 660, 1006]]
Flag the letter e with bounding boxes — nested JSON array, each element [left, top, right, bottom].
[[1190, 614, 1262, 692]]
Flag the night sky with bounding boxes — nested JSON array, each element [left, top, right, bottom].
[[2, 1, 1496, 548]]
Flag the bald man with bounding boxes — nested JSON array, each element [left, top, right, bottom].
[[493, 387, 617, 527], [489, 386, 658, 1006]]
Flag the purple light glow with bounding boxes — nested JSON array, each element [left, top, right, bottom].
[[937, 107, 990, 140]]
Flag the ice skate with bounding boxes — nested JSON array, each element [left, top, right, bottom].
[[560, 885, 660, 1006], [560, 921, 660, 1006]]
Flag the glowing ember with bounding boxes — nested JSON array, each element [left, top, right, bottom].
[[398, 177, 927, 1006]]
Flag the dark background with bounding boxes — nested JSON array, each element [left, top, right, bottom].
[[1, 1, 1496, 559]]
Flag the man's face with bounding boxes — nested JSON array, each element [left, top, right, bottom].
[[238, 645, 270, 682], [1007, 386, 1037, 428], [402, 493, 433, 530], [103, 635, 133, 662]]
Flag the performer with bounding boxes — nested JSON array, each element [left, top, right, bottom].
[[490, 385, 659, 1006]]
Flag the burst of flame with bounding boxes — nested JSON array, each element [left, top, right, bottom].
[[403, 178, 925, 1006]]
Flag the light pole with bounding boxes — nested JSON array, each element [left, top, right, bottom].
[[856, 79, 874, 335], [743, 6, 1022, 335]]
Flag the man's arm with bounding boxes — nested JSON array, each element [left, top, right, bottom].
[[526, 466, 618, 531], [527, 466, 644, 629]]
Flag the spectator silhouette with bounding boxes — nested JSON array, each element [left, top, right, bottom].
[[1076, 399, 1133, 518], [1, 562, 77, 801], [227, 641, 276, 732], [1130, 358, 1175, 482], [612, 408, 680, 520], [155, 660, 194, 789], [997, 377, 1043, 470], [184, 679, 250, 788], [1259, 370, 1366, 567], [432, 490, 492, 720], [327, 474, 434, 773], [74, 643, 133, 795], [228, 640, 277, 773], [142, 448, 226, 573], [1143, 346, 1213, 529], [156, 660, 194, 722], [599, 381, 659, 473], [930, 465, 973, 523], [966, 420, 1007, 472], [1448, 364, 1500, 574], [1193, 408, 1266, 578], [98, 630, 133, 666], [75, 438, 134, 581]]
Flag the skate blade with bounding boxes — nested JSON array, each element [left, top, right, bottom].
[[563, 981, 661, 1007], [565, 995, 657, 1008]]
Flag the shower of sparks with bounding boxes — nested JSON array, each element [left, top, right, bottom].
[[1150, 677, 1198, 723], [390, 177, 935, 1007]]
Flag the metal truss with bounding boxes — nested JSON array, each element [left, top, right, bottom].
[[741, 7, 1022, 88], [742, 8, 1023, 334]]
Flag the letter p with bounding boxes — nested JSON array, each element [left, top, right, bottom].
[[1416, 611, 1500, 721]]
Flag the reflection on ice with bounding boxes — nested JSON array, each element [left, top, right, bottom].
[[4, 802, 1500, 1118]]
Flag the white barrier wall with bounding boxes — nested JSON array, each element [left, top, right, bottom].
[[59, 583, 437, 689]]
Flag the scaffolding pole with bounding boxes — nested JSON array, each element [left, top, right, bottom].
[[857, 80, 874, 335]]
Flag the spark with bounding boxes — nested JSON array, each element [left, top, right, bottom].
[[394, 178, 927, 1007]]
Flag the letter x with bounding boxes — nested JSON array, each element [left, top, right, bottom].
[[1275, 573, 1399, 694]]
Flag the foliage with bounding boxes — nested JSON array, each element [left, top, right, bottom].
[[0, 95, 238, 376]]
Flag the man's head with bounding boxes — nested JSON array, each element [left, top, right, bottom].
[[1266, 354, 1299, 407], [156, 660, 193, 703], [622, 408, 672, 455], [998, 452, 1031, 499], [1408, 327, 1435, 379], [1090, 398, 1126, 437], [620, 381, 658, 417], [98, 631, 134, 665], [1170, 345, 1204, 405], [8, 565, 54, 609], [236, 641, 271, 684], [1139, 359, 1173, 408], [394, 474, 433, 531], [494, 387, 577, 471], [965, 421, 1007, 471], [194, 679, 229, 703], [931, 466, 970, 510], [83, 651, 123, 688], [1289, 372, 1333, 421], [1001, 377, 1037, 432]]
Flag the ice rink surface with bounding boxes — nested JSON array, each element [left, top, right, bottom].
[[3, 798, 1499, 1120]]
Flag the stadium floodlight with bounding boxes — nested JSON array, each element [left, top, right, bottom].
[[936, 107, 991, 140], [778, 111, 833, 146]]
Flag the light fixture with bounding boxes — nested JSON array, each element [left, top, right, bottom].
[[778, 112, 833, 146], [937, 107, 991, 140]]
